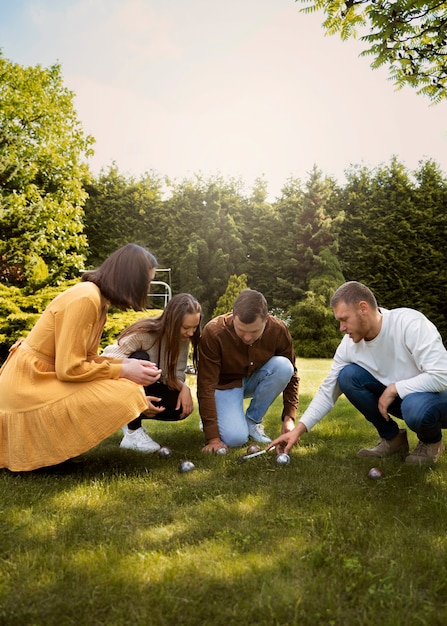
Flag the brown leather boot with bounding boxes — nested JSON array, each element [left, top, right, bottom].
[[357, 429, 409, 458], [405, 439, 445, 465]]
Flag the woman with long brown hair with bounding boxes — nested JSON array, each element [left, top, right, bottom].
[[0, 244, 162, 472], [103, 293, 202, 452]]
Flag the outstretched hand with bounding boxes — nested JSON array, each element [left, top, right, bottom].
[[267, 422, 307, 455]]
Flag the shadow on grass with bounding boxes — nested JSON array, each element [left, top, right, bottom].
[[2, 396, 447, 625]]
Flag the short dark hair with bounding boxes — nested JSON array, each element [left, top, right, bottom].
[[233, 289, 268, 323], [82, 244, 158, 311], [330, 281, 378, 310]]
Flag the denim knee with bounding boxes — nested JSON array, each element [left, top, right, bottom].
[[401, 393, 447, 434], [220, 427, 249, 448], [269, 356, 294, 384], [338, 363, 360, 393]]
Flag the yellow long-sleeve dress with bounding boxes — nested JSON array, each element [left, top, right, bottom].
[[0, 281, 148, 471]]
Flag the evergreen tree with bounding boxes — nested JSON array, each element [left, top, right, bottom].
[[339, 157, 447, 339], [83, 166, 164, 267], [410, 159, 447, 336], [213, 274, 249, 317], [242, 178, 278, 301], [160, 175, 246, 318], [288, 247, 345, 357], [275, 167, 343, 309]]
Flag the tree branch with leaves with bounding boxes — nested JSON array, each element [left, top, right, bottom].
[[299, 0, 447, 102]]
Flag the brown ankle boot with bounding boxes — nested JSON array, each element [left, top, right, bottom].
[[405, 439, 445, 465], [357, 429, 409, 458]]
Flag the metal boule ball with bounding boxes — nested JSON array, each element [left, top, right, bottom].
[[276, 453, 290, 465], [368, 467, 384, 480], [179, 460, 195, 473], [158, 446, 172, 458], [216, 447, 227, 455], [247, 444, 261, 455]]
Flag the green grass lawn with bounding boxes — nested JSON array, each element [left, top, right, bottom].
[[2, 358, 447, 625]]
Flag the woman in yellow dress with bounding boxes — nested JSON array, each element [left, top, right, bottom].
[[0, 243, 164, 472]]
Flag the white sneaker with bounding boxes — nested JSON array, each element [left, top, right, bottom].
[[120, 427, 160, 453], [247, 420, 271, 443]]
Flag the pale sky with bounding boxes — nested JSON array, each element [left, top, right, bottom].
[[1, 0, 446, 198]]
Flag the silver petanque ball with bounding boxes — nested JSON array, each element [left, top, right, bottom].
[[247, 444, 261, 455], [368, 467, 384, 480], [179, 460, 195, 473], [276, 453, 290, 465], [158, 446, 172, 458], [216, 447, 227, 455]]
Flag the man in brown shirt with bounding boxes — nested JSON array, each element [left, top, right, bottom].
[[197, 289, 299, 453]]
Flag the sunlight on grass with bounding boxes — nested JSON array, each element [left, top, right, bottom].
[[296, 357, 332, 395], [3, 358, 447, 625]]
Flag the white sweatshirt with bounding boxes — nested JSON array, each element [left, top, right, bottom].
[[299, 307, 447, 432]]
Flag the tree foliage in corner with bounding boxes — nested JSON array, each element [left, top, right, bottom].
[[299, 0, 447, 102], [0, 54, 94, 288]]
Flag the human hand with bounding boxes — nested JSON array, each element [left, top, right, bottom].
[[176, 384, 194, 419], [378, 383, 399, 421], [267, 422, 307, 455], [120, 359, 162, 386], [201, 438, 228, 454], [142, 395, 166, 418]]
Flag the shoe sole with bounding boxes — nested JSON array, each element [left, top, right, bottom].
[[357, 447, 409, 458], [120, 444, 161, 453], [249, 436, 272, 443]]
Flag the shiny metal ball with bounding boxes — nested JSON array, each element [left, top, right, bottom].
[[158, 446, 172, 458], [276, 453, 290, 465], [247, 444, 261, 455], [368, 467, 384, 480], [179, 460, 195, 473], [216, 447, 227, 455]]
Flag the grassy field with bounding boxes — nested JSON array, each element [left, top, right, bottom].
[[1, 358, 447, 625]]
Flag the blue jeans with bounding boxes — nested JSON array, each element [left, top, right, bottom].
[[338, 364, 447, 444], [215, 356, 294, 447]]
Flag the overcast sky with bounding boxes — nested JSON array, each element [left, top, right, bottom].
[[1, 0, 446, 198]]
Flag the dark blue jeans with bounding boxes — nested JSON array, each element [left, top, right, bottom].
[[338, 364, 447, 444]]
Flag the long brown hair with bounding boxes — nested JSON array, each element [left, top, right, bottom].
[[118, 293, 202, 388], [82, 244, 158, 311]]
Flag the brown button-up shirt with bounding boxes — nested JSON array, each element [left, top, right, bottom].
[[197, 313, 299, 442]]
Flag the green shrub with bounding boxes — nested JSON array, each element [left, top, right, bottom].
[[0, 281, 162, 364], [289, 291, 340, 358]]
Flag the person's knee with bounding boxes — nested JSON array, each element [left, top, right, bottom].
[[268, 356, 294, 383], [338, 364, 360, 392], [401, 395, 429, 431], [219, 420, 248, 447], [221, 430, 248, 447], [129, 350, 149, 361]]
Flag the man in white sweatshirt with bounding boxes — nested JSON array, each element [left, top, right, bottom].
[[269, 281, 447, 465]]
